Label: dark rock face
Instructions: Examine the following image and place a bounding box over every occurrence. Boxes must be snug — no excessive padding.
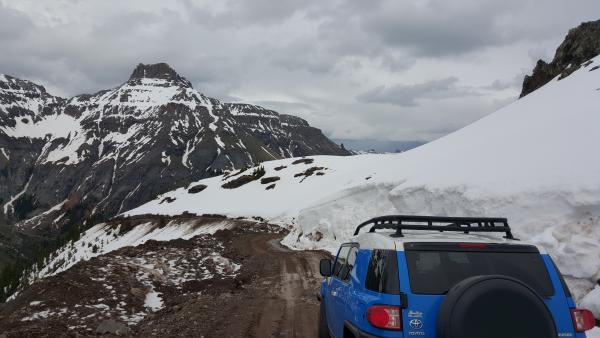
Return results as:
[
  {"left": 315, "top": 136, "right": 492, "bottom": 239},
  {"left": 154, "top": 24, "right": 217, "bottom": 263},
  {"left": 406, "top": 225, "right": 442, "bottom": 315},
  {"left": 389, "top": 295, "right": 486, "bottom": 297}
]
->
[
  {"left": 0, "top": 63, "right": 349, "bottom": 269},
  {"left": 520, "top": 20, "right": 600, "bottom": 98},
  {"left": 129, "top": 63, "right": 192, "bottom": 88}
]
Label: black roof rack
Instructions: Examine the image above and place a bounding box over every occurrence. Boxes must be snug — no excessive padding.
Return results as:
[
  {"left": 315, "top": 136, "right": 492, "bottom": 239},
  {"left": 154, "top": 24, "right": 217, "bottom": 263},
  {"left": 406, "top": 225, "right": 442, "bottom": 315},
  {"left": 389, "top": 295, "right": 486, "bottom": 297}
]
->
[{"left": 353, "top": 215, "right": 517, "bottom": 240}]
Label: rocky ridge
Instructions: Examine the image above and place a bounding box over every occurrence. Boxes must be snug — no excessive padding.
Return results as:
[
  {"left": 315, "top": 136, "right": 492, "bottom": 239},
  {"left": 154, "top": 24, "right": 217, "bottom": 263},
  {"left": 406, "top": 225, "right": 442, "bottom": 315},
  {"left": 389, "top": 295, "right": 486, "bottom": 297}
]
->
[{"left": 520, "top": 19, "right": 600, "bottom": 97}]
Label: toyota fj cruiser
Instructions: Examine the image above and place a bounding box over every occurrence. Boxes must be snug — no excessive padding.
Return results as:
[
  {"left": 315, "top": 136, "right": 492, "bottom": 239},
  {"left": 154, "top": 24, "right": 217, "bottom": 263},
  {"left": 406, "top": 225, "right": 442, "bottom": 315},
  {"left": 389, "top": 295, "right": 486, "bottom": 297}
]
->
[{"left": 318, "top": 215, "right": 596, "bottom": 338}]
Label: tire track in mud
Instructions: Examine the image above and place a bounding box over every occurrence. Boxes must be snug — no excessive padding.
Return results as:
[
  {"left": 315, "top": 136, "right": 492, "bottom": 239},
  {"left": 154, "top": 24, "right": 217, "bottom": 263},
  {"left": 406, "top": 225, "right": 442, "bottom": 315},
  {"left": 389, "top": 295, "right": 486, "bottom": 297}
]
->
[
  {"left": 135, "top": 228, "right": 330, "bottom": 338},
  {"left": 248, "top": 234, "right": 327, "bottom": 338}
]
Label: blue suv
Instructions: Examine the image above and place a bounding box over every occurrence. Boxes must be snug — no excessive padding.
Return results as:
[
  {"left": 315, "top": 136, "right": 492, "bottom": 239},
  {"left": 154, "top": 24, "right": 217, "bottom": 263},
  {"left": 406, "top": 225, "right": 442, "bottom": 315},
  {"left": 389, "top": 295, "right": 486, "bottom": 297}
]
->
[{"left": 318, "top": 215, "right": 597, "bottom": 338}]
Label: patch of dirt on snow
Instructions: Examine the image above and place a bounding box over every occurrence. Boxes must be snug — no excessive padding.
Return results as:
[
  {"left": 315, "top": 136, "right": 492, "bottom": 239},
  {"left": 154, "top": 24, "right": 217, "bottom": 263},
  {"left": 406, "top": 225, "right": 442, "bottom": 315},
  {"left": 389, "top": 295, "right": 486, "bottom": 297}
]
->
[
  {"left": 260, "top": 176, "right": 280, "bottom": 185},
  {"left": 221, "top": 166, "right": 266, "bottom": 189},
  {"left": 294, "top": 166, "right": 327, "bottom": 182},
  {"left": 291, "top": 158, "right": 314, "bottom": 165},
  {"left": 187, "top": 184, "right": 207, "bottom": 194}
]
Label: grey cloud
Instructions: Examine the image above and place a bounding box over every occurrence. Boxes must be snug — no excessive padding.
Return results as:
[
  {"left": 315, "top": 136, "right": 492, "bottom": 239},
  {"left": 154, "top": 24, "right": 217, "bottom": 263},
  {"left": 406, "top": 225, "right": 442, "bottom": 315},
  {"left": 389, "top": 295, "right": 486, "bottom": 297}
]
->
[
  {"left": 182, "top": 0, "right": 321, "bottom": 28},
  {"left": 357, "top": 77, "right": 482, "bottom": 107},
  {"left": 89, "top": 10, "right": 166, "bottom": 38},
  {"left": 325, "top": 0, "right": 600, "bottom": 58},
  {"left": 253, "top": 100, "right": 315, "bottom": 113},
  {"left": 0, "top": 5, "right": 33, "bottom": 40},
  {"left": 486, "top": 79, "right": 515, "bottom": 91},
  {"left": 0, "top": 3, "right": 244, "bottom": 98},
  {"left": 359, "top": 1, "right": 509, "bottom": 56},
  {"left": 269, "top": 39, "right": 336, "bottom": 74},
  {"left": 483, "top": 72, "right": 526, "bottom": 91},
  {"left": 1, "top": 0, "right": 599, "bottom": 143},
  {"left": 379, "top": 55, "right": 416, "bottom": 72},
  {"left": 527, "top": 47, "right": 554, "bottom": 63}
]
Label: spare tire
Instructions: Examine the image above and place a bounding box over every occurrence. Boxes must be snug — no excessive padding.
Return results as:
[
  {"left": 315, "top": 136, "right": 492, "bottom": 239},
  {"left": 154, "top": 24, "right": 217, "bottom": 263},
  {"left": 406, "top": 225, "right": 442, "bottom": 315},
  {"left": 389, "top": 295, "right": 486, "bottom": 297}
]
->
[{"left": 436, "top": 275, "right": 556, "bottom": 338}]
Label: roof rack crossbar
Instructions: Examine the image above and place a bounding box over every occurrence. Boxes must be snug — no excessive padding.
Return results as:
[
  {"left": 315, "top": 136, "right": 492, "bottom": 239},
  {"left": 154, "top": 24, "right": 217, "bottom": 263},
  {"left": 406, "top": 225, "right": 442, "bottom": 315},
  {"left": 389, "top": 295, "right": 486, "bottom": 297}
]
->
[{"left": 353, "top": 215, "right": 516, "bottom": 240}]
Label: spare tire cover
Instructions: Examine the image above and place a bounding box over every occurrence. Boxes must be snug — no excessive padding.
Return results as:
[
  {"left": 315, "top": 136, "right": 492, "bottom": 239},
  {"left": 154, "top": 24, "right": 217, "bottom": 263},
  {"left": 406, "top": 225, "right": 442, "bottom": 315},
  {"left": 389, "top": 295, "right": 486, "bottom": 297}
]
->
[{"left": 436, "top": 275, "right": 556, "bottom": 338}]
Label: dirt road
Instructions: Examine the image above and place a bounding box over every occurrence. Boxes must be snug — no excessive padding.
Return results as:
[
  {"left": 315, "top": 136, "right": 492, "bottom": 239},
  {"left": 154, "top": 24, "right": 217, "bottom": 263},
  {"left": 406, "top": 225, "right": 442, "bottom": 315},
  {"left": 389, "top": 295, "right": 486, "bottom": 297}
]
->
[
  {"left": 137, "top": 230, "right": 329, "bottom": 337},
  {"left": 0, "top": 219, "right": 330, "bottom": 337}
]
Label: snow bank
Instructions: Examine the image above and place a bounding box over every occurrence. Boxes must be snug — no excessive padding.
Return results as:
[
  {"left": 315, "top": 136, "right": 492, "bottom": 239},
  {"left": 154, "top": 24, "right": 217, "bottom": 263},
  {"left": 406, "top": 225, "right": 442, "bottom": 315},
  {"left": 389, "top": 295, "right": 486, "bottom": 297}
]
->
[
  {"left": 287, "top": 57, "right": 600, "bottom": 305},
  {"left": 588, "top": 327, "right": 600, "bottom": 338},
  {"left": 581, "top": 286, "right": 600, "bottom": 318}
]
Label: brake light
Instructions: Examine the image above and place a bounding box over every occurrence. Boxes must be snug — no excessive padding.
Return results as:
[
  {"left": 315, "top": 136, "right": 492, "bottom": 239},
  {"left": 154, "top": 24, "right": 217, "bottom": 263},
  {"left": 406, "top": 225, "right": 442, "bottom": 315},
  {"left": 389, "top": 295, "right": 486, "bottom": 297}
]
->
[
  {"left": 458, "top": 243, "right": 488, "bottom": 249},
  {"left": 571, "top": 308, "right": 595, "bottom": 332},
  {"left": 366, "top": 305, "right": 402, "bottom": 330}
]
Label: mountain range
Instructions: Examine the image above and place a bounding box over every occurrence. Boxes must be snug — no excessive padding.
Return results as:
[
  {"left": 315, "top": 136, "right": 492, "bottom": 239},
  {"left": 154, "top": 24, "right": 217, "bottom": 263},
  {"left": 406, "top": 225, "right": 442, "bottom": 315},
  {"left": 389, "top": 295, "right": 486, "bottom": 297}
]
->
[{"left": 0, "top": 63, "right": 349, "bottom": 273}]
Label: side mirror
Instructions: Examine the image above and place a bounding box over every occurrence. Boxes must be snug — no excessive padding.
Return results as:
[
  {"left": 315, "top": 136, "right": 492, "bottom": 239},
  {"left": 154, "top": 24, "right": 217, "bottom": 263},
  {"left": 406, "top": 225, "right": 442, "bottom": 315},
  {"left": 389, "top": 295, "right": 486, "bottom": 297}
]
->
[{"left": 320, "top": 258, "right": 332, "bottom": 277}]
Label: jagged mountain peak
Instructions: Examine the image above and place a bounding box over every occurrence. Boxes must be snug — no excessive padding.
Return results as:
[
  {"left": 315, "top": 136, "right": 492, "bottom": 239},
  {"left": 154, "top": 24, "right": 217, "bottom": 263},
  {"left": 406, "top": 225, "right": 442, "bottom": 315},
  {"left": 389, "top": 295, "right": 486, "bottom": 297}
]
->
[
  {"left": 128, "top": 63, "right": 192, "bottom": 88},
  {"left": 0, "top": 74, "right": 49, "bottom": 95},
  {"left": 0, "top": 74, "right": 64, "bottom": 126},
  {"left": 520, "top": 19, "right": 600, "bottom": 97}
]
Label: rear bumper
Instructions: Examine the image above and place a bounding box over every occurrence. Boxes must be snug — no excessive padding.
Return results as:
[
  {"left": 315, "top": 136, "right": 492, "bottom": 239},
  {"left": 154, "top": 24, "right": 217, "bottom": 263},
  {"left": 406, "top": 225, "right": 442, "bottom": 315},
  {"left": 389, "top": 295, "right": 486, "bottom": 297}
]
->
[{"left": 344, "top": 320, "right": 381, "bottom": 338}]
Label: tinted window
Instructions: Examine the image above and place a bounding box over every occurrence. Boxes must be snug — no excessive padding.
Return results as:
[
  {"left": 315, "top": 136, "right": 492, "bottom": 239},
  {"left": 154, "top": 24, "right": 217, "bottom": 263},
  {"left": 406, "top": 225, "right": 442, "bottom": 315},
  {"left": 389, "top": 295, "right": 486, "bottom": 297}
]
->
[
  {"left": 365, "top": 249, "right": 400, "bottom": 294},
  {"left": 405, "top": 250, "right": 555, "bottom": 296}
]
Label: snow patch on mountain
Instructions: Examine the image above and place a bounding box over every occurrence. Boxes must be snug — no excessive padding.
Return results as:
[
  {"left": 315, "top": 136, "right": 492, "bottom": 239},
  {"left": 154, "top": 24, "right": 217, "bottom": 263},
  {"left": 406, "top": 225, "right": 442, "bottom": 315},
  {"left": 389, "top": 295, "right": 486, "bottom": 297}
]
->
[
  {"left": 117, "top": 78, "right": 180, "bottom": 109},
  {"left": 1, "top": 113, "right": 79, "bottom": 139}
]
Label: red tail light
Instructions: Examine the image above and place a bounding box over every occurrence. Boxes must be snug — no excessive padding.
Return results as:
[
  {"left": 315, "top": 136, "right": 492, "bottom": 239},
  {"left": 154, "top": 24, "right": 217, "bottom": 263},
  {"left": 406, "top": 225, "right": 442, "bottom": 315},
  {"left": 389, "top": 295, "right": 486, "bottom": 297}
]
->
[
  {"left": 458, "top": 243, "right": 488, "bottom": 249},
  {"left": 571, "top": 308, "right": 595, "bottom": 332},
  {"left": 366, "top": 305, "right": 402, "bottom": 330}
]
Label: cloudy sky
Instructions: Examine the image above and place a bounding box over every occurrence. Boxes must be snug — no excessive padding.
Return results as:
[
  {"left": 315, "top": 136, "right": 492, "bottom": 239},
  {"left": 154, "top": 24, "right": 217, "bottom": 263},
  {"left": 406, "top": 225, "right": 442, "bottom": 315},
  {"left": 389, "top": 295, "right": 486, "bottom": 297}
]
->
[{"left": 1, "top": 0, "right": 599, "bottom": 145}]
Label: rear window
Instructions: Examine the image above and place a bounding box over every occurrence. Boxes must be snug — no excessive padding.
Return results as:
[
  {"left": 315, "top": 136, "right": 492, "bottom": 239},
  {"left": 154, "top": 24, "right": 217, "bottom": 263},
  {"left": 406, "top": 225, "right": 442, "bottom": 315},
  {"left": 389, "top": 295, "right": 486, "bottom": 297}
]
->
[
  {"left": 365, "top": 249, "right": 400, "bottom": 294},
  {"left": 405, "top": 246, "right": 554, "bottom": 297}
]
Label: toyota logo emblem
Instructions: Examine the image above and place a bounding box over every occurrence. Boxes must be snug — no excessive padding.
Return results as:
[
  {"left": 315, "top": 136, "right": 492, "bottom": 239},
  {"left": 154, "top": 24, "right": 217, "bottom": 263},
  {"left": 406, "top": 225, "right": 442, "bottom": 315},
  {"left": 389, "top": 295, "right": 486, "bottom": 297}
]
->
[{"left": 409, "top": 319, "right": 423, "bottom": 329}]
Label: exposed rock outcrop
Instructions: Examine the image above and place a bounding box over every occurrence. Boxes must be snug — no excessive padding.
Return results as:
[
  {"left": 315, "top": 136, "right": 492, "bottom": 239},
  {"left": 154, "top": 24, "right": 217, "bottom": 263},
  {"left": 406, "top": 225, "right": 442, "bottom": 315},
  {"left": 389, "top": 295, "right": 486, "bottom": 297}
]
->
[{"left": 520, "top": 20, "right": 600, "bottom": 97}]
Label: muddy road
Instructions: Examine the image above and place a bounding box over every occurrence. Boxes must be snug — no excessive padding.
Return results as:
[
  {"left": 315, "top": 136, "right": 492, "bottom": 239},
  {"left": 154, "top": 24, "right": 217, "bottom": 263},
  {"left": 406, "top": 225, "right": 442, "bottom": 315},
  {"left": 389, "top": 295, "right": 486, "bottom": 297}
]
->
[
  {"left": 136, "top": 230, "right": 329, "bottom": 337},
  {"left": 0, "top": 219, "right": 330, "bottom": 337},
  {"left": 139, "top": 234, "right": 323, "bottom": 337}
]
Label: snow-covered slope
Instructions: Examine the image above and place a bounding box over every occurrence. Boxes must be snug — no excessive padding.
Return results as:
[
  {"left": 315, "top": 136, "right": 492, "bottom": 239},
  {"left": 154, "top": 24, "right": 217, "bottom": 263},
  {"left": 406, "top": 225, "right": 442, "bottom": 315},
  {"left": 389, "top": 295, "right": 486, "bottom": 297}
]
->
[{"left": 126, "top": 56, "right": 600, "bottom": 304}]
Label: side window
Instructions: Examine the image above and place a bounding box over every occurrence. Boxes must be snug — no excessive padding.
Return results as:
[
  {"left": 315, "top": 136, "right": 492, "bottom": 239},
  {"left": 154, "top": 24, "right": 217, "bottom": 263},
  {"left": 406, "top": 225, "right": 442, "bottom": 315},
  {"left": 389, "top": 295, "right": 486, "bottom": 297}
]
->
[
  {"left": 333, "top": 245, "right": 359, "bottom": 281},
  {"left": 347, "top": 246, "right": 358, "bottom": 272},
  {"left": 333, "top": 245, "right": 351, "bottom": 278},
  {"left": 340, "top": 246, "right": 358, "bottom": 281},
  {"left": 365, "top": 249, "right": 400, "bottom": 294}
]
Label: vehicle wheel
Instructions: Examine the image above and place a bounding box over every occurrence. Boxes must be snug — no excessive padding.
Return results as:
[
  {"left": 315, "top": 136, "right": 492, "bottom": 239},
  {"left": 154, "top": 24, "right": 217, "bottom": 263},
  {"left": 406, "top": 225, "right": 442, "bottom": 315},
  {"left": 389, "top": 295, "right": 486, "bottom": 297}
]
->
[
  {"left": 319, "top": 300, "right": 331, "bottom": 338},
  {"left": 437, "top": 275, "right": 556, "bottom": 338}
]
